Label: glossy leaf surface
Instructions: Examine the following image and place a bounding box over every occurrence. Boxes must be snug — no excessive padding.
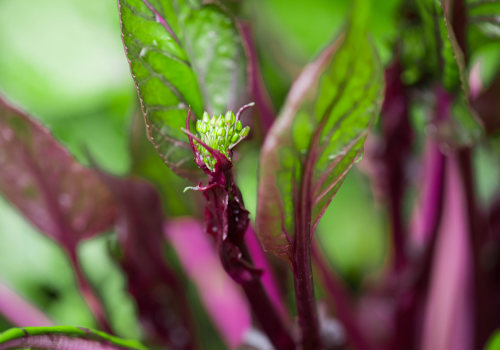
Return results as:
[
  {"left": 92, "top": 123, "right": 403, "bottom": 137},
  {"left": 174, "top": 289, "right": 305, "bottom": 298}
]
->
[
  {"left": 0, "top": 326, "right": 148, "bottom": 350},
  {"left": 256, "top": 5, "right": 384, "bottom": 260},
  {"left": 118, "top": 0, "right": 247, "bottom": 176},
  {"left": 0, "top": 96, "right": 116, "bottom": 246}
]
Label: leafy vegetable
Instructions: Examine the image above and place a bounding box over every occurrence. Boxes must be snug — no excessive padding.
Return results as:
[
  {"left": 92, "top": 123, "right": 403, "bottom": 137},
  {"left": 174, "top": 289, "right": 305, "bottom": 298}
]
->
[
  {"left": 0, "top": 95, "right": 115, "bottom": 331},
  {"left": 118, "top": 0, "right": 247, "bottom": 176},
  {"left": 256, "top": 4, "right": 384, "bottom": 261},
  {"left": 0, "top": 326, "right": 148, "bottom": 350}
]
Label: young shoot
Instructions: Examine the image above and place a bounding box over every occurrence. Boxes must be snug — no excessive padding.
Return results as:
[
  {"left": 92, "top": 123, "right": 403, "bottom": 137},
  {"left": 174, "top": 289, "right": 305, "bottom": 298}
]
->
[{"left": 193, "top": 103, "right": 253, "bottom": 172}]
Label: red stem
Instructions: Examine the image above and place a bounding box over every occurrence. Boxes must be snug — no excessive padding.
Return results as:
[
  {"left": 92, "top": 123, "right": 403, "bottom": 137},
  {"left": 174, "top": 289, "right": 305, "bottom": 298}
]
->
[{"left": 293, "top": 193, "right": 321, "bottom": 349}]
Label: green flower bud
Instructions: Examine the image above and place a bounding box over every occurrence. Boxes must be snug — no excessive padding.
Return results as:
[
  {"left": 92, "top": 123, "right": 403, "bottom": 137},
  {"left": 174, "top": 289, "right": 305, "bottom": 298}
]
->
[
  {"left": 202, "top": 111, "right": 210, "bottom": 123},
  {"left": 225, "top": 111, "right": 235, "bottom": 124},
  {"left": 217, "top": 128, "right": 226, "bottom": 137},
  {"left": 231, "top": 133, "right": 239, "bottom": 143},
  {"left": 197, "top": 122, "right": 203, "bottom": 133},
  {"left": 236, "top": 120, "right": 243, "bottom": 131},
  {"left": 240, "top": 126, "right": 250, "bottom": 138}
]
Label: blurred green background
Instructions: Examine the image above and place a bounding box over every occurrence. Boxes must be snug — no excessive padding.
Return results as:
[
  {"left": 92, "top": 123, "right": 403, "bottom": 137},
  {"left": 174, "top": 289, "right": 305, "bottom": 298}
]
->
[{"left": 0, "top": 0, "right": 498, "bottom": 346}]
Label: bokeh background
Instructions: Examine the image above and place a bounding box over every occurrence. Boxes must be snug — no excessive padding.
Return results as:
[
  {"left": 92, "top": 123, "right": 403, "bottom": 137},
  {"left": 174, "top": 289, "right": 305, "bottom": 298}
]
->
[{"left": 0, "top": 0, "right": 498, "bottom": 348}]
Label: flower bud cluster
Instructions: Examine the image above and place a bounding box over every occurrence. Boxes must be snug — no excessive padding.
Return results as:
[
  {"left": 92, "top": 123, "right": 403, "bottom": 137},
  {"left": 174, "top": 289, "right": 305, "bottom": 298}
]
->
[{"left": 194, "top": 110, "right": 250, "bottom": 171}]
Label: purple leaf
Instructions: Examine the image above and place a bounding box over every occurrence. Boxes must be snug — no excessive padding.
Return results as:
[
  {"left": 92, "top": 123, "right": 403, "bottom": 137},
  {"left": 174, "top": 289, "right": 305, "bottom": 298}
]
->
[
  {"left": 102, "top": 176, "right": 197, "bottom": 349},
  {"left": 0, "top": 95, "right": 116, "bottom": 245},
  {"left": 0, "top": 95, "right": 115, "bottom": 331},
  {"left": 166, "top": 218, "right": 251, "bottom": 349},
  {"left": 0, "top": 281, "right": 53, "bottom": 327},
  {"left": 421, "top": 153, "right": 474, "bottom": 350}
]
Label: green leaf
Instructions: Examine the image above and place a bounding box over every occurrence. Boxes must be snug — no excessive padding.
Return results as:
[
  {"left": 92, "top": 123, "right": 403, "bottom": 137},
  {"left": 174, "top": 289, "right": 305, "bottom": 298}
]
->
[
  {"left": 255, "top": 2, "right": 384, "bottom": 261},
  {"left": 0, "top": 326, "right": 148, "bottom": 350},
  {"left": 486, "top": 329, "right": 500, "bottom": 350},
  {"left": 118, "top": 0, "right": 247, "bottom": 177}
]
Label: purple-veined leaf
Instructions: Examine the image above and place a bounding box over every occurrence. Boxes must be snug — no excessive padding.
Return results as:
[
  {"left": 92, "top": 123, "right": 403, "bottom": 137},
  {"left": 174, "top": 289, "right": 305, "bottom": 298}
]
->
[
  {"left": 0, "top": 95, "right": 116, "bottom": 246},
  {"left": 165, "top": 218, "right": 251, "bottom": 349},
  {"left": 0, "top": 326, "right": 148, "bottom": 350},
  {"left": 0, "top": 281, "right": 53, "bottom": 327},
  {"left": 118, "top": 0, "right": 247, "bottom": 177},
  {"left": 256, "top": 6, "right": 384, "bottom": 262},
  {"left": 0, "top": 95, "right": 116, "bottom": 331},
  {"left": 102, "top": 176, "right": 197, "bottom": 349}
]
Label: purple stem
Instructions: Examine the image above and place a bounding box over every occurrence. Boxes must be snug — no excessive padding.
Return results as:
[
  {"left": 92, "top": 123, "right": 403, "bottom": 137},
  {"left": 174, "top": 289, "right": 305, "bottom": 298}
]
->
[
  {"left": 293, "top": 188, "right": 321, "bottom": 349},
  {"left": 421, "top": 152, "right": 474, "bottom": 350},
  {"left": 457, "top": 148, "right": 497, "bottom": 348},
  {"left": 20, "top": 145, "right": 112, "bottom": 334},
  {"left": 244, "top": 225, "right": 289, "bottom": 321},
  {"left": 410, "top": 87, "right": 451, "bottom": 247},
  {"left": 202, "top": 173, "right": 296, "bottom": 350},
  {"left": 312, "top": 243, "right": 370, "bottom": 349},
  {"left": 380, "top": 61, "right": 413, "bottom": 272}
]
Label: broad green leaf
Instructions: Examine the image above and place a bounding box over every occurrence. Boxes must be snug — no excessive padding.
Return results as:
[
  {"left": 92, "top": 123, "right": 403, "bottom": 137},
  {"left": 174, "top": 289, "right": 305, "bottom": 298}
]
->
[
  {"left": 118, "top": 0, "right": 247, "bottom": 177},
  {"left": 255, "top": 2, "right": 384, "bottom": 261},
  {"left": 0, "top": 326, "right": 148, "bottom": 350}
]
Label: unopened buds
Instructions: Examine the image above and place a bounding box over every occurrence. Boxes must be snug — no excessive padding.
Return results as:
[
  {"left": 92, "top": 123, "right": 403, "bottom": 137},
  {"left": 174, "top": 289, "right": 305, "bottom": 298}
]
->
[{"left": 193, "top": 106, "right": 252, "bottom": 172}]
